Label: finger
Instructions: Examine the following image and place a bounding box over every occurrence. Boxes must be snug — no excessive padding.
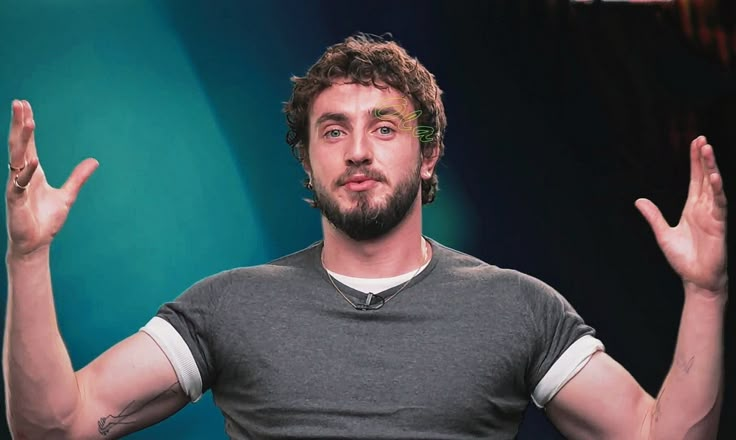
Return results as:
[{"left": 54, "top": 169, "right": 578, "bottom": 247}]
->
[
  {"left": 9, "top": 102, "right": 34, "bottom": 171},
  {"left": 8, "top": 156, "right": 39, "bottom": 196},
  {"left": 688, "top": 135, "right": 706, "bottom": 197},
  {"left": 7, "top": 100, "right": 26, "bottom": 167},
  {"left": 21, "top": 100, "right": 38, "bottom": 160},
  {"left": 709, "top": 171, "right": 727, "bottom": 204},
  {"left": 61, "top": 158, "right": 99, "bottom": 205},
  {"left": 635, "top": 198, "right": 671, "bottom": 242},
  {"left": 699, "top": 143, "right": 720, "bottom": 200},
  {"left": 8, "top": 100, "right": 22, "bottom": 140},
  {"left": 709, "top": 171, "right": 727, "bottom": 222},
  {"left": 700, "top": 142, "right": 721, "bottom": 175}
]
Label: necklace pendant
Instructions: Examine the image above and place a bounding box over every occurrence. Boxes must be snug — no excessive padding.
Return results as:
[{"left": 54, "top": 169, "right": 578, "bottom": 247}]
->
[{"left": 365, "top": 292, "right": 374, "bottom": 306}]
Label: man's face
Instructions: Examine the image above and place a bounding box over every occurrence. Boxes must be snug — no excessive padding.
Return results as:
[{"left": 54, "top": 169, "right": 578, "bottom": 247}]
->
[{"left": 306, "top": 80, "right": 427, "bottom": 241}]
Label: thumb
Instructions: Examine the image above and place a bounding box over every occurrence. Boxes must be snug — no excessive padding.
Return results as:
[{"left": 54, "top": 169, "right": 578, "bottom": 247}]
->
[
  {"left": 62, "top": 158, "right": 99, "bottom": 205},
  {"left": 635, "top": 198, "right": 670, "bottom": 240}
]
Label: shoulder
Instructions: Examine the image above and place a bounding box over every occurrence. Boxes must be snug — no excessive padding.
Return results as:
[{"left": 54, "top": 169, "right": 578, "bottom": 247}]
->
[
  {"left": 429, "top": 238, "right": 515, "bottom": 280},
  {"left": 187, "top": 241, "right": 322, "bottom": 291},
  {"left": 229, "top": 240, "right": 322, "bottom": 280},
  {"left": 428, "top": 238, "right": 525, "bottom": 289},
  {"left": 427, "top": 238, "right": 566, "bottom": 308}
]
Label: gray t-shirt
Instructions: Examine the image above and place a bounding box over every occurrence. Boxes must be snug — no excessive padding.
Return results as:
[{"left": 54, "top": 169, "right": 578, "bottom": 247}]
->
[{"left": 154, "top": 238, "right": 596, "bottom": 439}]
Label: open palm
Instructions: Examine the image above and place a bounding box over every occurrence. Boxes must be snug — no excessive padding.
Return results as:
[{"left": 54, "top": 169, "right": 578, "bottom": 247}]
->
[
  {"left": 6, "top": 100, "right": 98, "bottom": 256},
  {"left": 635, "top": 136, "right": 728, "bottom": 294}
]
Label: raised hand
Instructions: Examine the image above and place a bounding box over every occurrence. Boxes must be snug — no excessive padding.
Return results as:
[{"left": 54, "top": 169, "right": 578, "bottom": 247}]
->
[
  {"left": 635, "top": 135, "right": 728, "bottom": 296},
  {"left": 6, "top": 100, "right": 99, "bottom": 257}
]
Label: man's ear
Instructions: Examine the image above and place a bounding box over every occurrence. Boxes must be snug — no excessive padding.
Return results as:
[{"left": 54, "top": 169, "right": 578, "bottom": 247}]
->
[
  {"left": 301, "top": 152, "right": 314, "bottom": 187},
  {"left": 302, "top": 157, "right": 312, "bottom": 179},
  {"left": 421, "top": 143, "right": 440, "bottom": 178}
]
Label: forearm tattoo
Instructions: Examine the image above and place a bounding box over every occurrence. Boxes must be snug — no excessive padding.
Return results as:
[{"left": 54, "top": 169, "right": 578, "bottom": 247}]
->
[
  {"left": 97, "top": 381, "right": 180, "bottom": 437},
  {"left": 676, "top": 355, "right": 695, "bottom": 374}
]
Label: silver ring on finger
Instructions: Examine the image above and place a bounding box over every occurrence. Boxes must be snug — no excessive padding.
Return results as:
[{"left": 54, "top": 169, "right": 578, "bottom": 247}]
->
[
  {"left": 13, "top": 174, "right": 29, "bottom": 191},
  {"left": 8, "top": 160, "right": 26, "bottom": 173}
]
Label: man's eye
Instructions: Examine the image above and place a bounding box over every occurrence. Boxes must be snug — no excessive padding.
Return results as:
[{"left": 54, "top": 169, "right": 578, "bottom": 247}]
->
[
  {"left": 377, "top": 126, "right": 395, "bottom": 135},
  {"left": 325, "top": 129, "right": 344, "bottom": 138}
]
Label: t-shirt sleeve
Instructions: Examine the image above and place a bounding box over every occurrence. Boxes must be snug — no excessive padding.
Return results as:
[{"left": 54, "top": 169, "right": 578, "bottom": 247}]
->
[
  {"left": 139, "top": 274, "right": 223, "bottom": 402},
  {"left": 519, "top": 272, "right": 604, "bottom": 407}
]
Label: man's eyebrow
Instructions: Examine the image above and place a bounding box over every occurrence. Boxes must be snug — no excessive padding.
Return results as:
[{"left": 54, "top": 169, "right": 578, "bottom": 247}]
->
[
  {"left": 370, "top": 106, "right": 405, "bottom": 120},
  {"left": 314, "top": 112, "right": 350, "bottom": 128}
]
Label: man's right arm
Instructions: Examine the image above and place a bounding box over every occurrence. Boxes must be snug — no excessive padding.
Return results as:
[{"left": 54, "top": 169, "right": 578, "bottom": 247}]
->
[
  {"left": 4, "top": 248, "right": 189, "bottom": 440},
  {"left": 3, "top": 99, "right": 190, "bottom": 439}
]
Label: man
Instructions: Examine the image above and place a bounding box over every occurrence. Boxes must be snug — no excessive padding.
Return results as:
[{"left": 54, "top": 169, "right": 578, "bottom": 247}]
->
[{"left": 3, "top": 33, "right": 727, "bottom": 439}]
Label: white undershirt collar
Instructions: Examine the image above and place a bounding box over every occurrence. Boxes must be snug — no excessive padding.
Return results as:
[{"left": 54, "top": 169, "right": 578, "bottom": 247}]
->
[{"left": 326, "top": 259, "right": 431, "bottom": 293}]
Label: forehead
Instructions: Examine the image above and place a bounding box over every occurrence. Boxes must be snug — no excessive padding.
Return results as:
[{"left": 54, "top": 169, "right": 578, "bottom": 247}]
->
[{"left": 310, "top": 80, "right": 412, "bottom": 121}]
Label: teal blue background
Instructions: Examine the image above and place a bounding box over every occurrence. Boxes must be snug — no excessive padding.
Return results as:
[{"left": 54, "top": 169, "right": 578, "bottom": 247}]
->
[{"left": 0, "top": 1, "right": 473, "bottom": 438}]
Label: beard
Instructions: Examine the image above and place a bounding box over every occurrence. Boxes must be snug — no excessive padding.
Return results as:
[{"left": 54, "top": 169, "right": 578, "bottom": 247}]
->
[{"left": 312, "top": 161, "right": 421, "bottom": 241}]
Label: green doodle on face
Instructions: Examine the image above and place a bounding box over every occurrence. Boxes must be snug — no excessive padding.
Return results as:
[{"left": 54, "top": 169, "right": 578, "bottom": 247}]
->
[
  {"left": 374, "top": 97, "right": 434, "bottom": 142},
  {"left": 398, "top": 110, "right": 422, "bottom": 130},
  {"left": 415, "top": 126, "right": 435, "bottom": 143},
  {"left": 373, "top": 97, "right": 409, "bottom": 122}
]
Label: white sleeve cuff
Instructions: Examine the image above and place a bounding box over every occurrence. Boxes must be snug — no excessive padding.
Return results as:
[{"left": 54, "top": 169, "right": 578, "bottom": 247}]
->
[
  {"left": 531, "top": 334, "right": 604, "bottom": 408},
  {"left": 140, "top": 316, "right": 204, "bottom": 402}
]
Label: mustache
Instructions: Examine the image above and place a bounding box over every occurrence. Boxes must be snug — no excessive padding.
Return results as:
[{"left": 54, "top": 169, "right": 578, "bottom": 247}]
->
[{"left": 335, "top": 167, "right": 387, "bottom": 186}]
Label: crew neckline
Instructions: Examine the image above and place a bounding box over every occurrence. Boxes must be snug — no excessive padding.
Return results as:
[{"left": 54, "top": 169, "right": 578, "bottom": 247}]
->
[{"left": 312, "top": 236, "right": 440, "bottom": 305}]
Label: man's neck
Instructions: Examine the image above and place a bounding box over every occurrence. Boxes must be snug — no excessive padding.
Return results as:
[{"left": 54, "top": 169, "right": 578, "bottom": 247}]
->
[{"left": 320, "top": 204, "right": 430, "bottom": 278}]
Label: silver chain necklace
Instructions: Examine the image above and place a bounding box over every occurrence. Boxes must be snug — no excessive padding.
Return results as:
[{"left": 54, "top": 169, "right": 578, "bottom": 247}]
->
[{"left": 321, "top": 238, "right": 429, "bottom": 311}]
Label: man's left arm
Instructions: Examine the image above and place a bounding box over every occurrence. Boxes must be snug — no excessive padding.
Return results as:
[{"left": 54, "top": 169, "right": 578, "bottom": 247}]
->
[{"left": 546, "top": 135, "right": 728, "bottom": 439}]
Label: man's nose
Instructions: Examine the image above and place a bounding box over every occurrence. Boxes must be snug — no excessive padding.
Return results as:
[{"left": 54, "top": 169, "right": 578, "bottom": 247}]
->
[{"left": 344, "top": 132, "right": 373, "bottom": 166}]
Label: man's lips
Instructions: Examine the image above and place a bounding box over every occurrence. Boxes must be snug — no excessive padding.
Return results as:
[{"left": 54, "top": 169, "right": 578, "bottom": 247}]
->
[
  {"left": 345, "top": 175, "right": 371, "bottom": 184},
  {"left": 342, "top": 176, "right": 379, "bottom": 191}
]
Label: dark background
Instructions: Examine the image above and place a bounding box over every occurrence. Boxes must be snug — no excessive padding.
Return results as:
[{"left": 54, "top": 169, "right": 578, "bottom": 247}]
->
[{"left": 1, "top": 0, "right": 734, "bottom": 438}]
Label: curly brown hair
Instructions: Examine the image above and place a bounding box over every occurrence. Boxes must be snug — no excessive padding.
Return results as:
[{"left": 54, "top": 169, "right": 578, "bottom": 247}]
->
[{"left": 284, "top": 32, "right": 447, "bottom": 204}]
